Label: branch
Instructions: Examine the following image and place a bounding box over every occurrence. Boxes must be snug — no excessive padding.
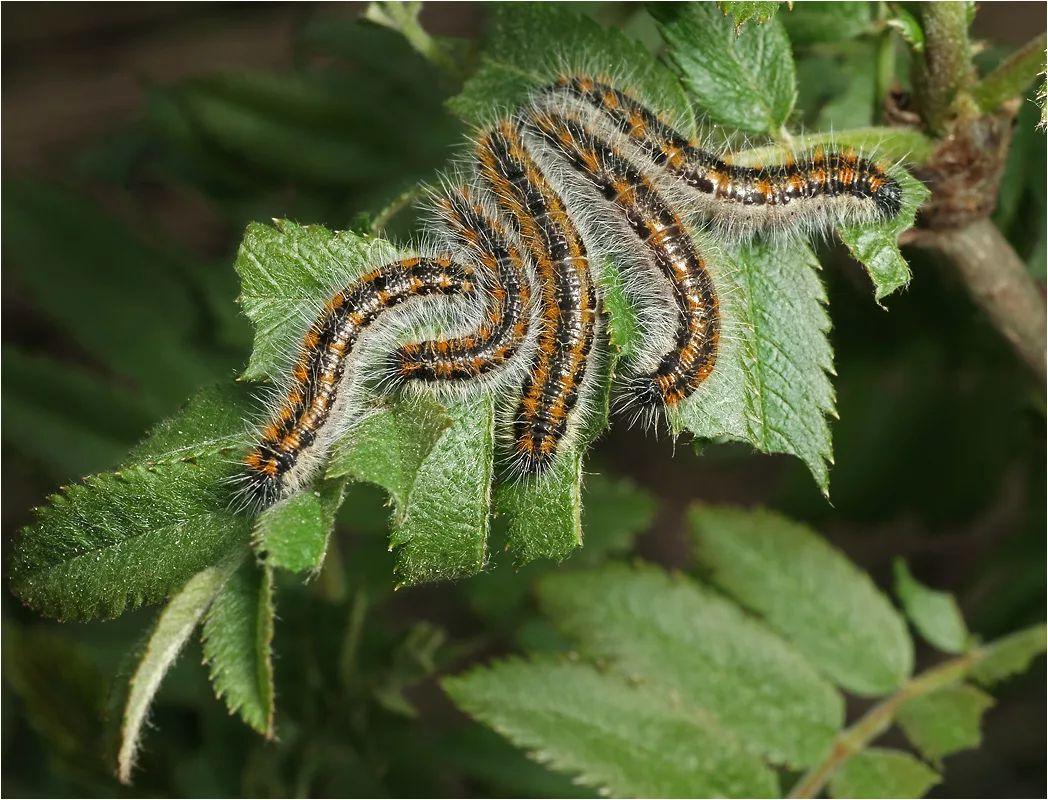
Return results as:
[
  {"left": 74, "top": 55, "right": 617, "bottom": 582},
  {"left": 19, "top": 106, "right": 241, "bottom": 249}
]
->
[
  {"left": 971, "top": 33, "right": 1048, "bottom": 114},
  {"left": 912, "top": 3, "right": 976, "bottom": 135},
  {"left": 907, "top": 219, "right": 1047, "bottom": 387},
  {"left": 789, "top": 648, "right": 983, "bottom": 799}
]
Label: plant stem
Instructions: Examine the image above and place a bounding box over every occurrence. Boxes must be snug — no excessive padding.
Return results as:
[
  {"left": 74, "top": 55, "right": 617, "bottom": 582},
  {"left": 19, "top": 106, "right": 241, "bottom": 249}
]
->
[
  {"left": 370, "top": 185, "right": 422, "bottom": 236},
  {"left": 789, "top": 647, "right": 985, "bottom": 799},
  {"left": 907, "top": 219, "right": 1047, "bottom": 387},
  {"left": 971, "top": 33, "right": 1048, "bottom": 113},
  {"left": 913, "top": 3, "right": 976, "bottom": 135}
]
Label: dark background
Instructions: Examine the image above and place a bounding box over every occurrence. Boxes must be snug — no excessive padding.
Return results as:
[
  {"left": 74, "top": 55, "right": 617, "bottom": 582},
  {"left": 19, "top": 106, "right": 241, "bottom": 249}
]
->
[{"left": 3, "top": 3, "right": 1045, "bottom": 797}]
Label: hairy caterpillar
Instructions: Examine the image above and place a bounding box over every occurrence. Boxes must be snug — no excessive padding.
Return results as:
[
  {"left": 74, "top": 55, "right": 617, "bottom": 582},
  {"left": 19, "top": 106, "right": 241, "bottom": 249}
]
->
[{"left": 241, "top": 72, "right": 903, "bottom": 508}]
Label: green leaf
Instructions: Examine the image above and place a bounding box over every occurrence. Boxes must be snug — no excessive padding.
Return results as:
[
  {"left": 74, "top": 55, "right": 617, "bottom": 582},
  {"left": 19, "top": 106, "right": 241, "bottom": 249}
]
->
[
  {"left": 253, "top": 478, "right": 346, "bottom": 573},
  {"left": 201, "top": 559, "right": 276, "bottom": 737},
  {"left": 893, "top": 559, "right": 969, "bottom": 654},
  {"left": 782, "top": 1, "right": 873, "bottom": 45},
  {"left": 444, "top": 658, "right": 779, "bottom": 798},
  {"left": 126, "top": 382, "right": 255, "bottom": 467},
  {"left": 10, "top": 383, "right": 255, "bottom": 621},
  {"left": 599, "top": 259, "right": 641, "bottom": 361},
  {"left": 838, "top": 168, "right": 930, "bottom": 302},
  {"left": 114, "top": 555, "right": 240, "bottom": 784},
  {"left": 538, "top": 564, "right": 844, "bottom": 768},
  {"left": 970, "top": 623, "right": 1047, "bottom": 686},
  {"left": 449, "top": 5, "right": 694, "bottom": 136},
  {"left": 828, "top": 748, "right": 940, "bottom": 799},
  {"left": 234, "top": 219, "right": 399, "bottom": 382},
  {"left": 363, "top": 1, "right": 470, "bottom": 78},
  {"left": 887, "top": 8, "right": 925, "bottom": 53},
  {"left": 653, "top": 3, "right": 797, "bottom": 136},
  {"left": 670, "top": 240, "right": 835, "bottom": 493},
  {"left": 718, "top": 1, "right": 781, "bottom": 28},
  {"left": 689, "top": 504, "right": 914, "bottom": 695},
  {"left": 390, "top": 394, "right": 495, "bottom": 584},
  {"left": 897, "top": 685, "right": 994, "bottom": 762},
  {"left": 327, "top": 394, "right": 451, "bottom": 509},
  {"left": 498, "top": 453, "right": 583, "bottom": 566}
]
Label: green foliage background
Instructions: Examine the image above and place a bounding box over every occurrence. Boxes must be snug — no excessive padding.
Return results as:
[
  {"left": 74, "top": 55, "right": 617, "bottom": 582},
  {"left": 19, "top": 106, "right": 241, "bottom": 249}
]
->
[{"left": 2, "top": 2, "right": 1045, "bottom": 797}]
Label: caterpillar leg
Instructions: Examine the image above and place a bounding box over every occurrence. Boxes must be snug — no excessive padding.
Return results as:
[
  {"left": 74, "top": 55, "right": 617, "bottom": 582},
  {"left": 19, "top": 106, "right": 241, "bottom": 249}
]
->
[{"left": 241, "top": 256, "right": 475, "bottom": 508}]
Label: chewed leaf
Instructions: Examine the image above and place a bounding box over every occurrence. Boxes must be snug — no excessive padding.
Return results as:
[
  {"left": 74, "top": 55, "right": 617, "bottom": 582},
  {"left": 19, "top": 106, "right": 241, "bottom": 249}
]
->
[
  {"left": 671, "top": 239, "right": 835, "bottom": 493},
  {"left": 893, "top": 559, "right": 969, "bottom": 654},
  {"left": 448, "top": 4, "right": 694, "bottom": 135},
  {"left": 970, "top": 623, "right": 1047, "bottom": 686},
  {"left": 444, "top": 657, "right": 780, "bottom": 798},
  {"left": 201, "top": 559, "right": 276, "bottom": 737},
  {"left": 235, "top": 219, "right": 397, "bottom": 381},
  {"left": 897, "top": 685, "right": 994, "bottom": 762},
  {"left": 327, "top": 394, "right": 451, "bottom": 511},
  {"left": 390, "top": 393, "right": 495, "bottom": 584},
  {"left": 498, "top": 452, "right": 583, "bottom": 566},
  {"left": 253, "top": 478, "right": 346, "bottom": 573},
  {"left": 828, "top": 748, "right": 940, "bottom": 799},
  {"left": 653, "top": 3, "right": 797, "bottom": 135},
  {"left": 689, "top": 504, "right": 913, "bottom": 695},
  {"left": 839, "top": 168, "right": 930, "bottom": 302}
]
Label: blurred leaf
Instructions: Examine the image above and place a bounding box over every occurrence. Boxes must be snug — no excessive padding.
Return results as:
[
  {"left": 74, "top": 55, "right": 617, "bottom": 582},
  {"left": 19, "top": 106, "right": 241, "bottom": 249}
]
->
[
  {"left": 3, "top": 628, "right": 110, "bottom": 781},
  {"left": 114, "top": 555, "right": 240, "bottom": 784},
  {"left": 671, "top": 240, "right": 835, "bottom": 493},
  {"left": 9, "top": 383, "right": 254, "bottom": 621},
  {"left": 537, "top": 564, "right": 844, "bottom": 767},
  {"left": 1, "top": 347, "right": 154, "bottom": 480},
  {"left": 2, "top": 182, "right": 234, "bottom": 411},
  {"left": 828, "top": 748, "right": 940, "bottom": 799},
  {"left": 449, "top": 5, "right": 694, "bottom": 135},
  {"left": 782, "top": 1, "right": 872, "bottom": 45},
  {"left": 893, "top": 559, "right": 969, "bottom": 654},
  {"left": 897, "top": 685, "right": 994, "bottom": 762},
  {"left": 839, "top": 168, "right": 930, "bottom": 302},
  {"left": 689, "top": 504, "right": 913, "bottom": 695},
  {"left": 201, "top": 559, "right": 275, "bottom": 737},
  {"left": 444, "top": 658, "right": 779, "bottom": 798},
  {"left": 363, "top": 1, "right": 472, "bottom": 77},
  {"left": 970, "top": 623, "right": 1047, "bottom": 686},
  {"left": 576, "top": 472, "right": 656, "bottom": 563},
  {"left": 253, "top": 479, "right": 346, "bottom": 573},
  {"left": 653, "top": 3, "right": 796, "bottom": 135}
]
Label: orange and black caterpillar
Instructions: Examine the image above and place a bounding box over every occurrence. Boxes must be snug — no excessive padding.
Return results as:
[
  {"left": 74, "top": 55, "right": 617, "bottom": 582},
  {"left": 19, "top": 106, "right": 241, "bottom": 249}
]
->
[{"left": 241, "top": 72, "right": 903, "bottom": 508}]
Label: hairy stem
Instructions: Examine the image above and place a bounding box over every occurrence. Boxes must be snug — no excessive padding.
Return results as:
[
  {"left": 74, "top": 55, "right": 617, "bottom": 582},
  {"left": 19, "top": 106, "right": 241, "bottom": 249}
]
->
[
  {"left": 913, "top": 3, "right": 976, "bottom": 134},
  {"left": 971, "top": 33, "right": 1048, "bottom": 113},
  {"left": 789, "top": 647, "right": 985, "bottom": 799},
  {"left": 908, "top": 219, "right": 1047, "bottom": 387}
]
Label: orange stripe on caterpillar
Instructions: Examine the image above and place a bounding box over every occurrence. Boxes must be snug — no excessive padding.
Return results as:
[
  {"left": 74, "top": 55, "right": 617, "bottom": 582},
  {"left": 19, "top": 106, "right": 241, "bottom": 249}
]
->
[
  {"left": 476, "top": 118, "right": 598, "bottom": 472},
  {"left": 391, "top": 187, "right": 533, "bottom": 383},
  {"left": 241, "top": 257, "right": 475, "bottom": 507},
  {"left": 527, "top": 108, "right": 718, "bottom": 412},
  {"left": 544, "top": 74, "right": 903, "bottom": 224}
]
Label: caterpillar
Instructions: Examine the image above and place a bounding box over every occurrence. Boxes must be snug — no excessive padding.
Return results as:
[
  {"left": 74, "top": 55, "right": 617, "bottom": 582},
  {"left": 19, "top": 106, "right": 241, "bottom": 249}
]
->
[{"left": 240, "top": 72, "right": 903, "bottom": 508}]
